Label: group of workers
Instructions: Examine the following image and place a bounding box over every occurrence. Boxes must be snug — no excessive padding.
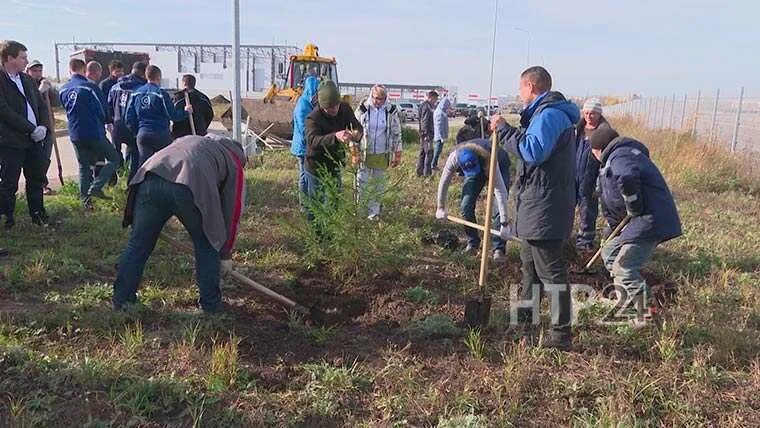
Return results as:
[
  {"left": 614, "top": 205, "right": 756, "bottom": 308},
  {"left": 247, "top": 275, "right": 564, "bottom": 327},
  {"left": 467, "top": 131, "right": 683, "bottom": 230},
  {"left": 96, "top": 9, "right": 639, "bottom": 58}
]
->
[{"left": 1, "top": 38, "right": 684, "bottom": 351}]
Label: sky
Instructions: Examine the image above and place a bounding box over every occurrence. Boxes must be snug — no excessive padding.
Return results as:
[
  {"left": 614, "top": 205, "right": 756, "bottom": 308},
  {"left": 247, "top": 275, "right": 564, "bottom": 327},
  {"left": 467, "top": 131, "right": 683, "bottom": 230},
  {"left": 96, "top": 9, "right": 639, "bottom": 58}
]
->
[{"left": 2, "top": 0, "right": 759, "bottom": 98}]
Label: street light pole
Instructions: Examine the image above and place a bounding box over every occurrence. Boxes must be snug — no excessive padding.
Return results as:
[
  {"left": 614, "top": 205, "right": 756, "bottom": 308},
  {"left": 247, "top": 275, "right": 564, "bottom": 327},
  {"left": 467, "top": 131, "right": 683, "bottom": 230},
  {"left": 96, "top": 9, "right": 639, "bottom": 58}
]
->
[
  {"left": 231, "top": 0, "right": 242, "bottom": 143},
  {"left": 514, "top": 27, "right": 531, "bottom": 67}
]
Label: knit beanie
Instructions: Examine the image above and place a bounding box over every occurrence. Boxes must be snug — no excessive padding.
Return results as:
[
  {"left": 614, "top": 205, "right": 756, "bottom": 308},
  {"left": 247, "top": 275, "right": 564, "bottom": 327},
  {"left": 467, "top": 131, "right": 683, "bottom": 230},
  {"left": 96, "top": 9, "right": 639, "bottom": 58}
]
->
[
  {"left": 318, "top": 80, "right": 341, "bottom": 108},
  {"left": 582, "top": 98, "right": 603, "bottom": 113}
]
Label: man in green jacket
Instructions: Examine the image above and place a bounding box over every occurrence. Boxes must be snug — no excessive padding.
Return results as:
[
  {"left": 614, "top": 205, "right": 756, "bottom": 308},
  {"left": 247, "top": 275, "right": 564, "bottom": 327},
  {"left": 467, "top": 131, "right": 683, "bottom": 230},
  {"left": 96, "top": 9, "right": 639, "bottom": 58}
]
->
[{"left": 304, "top": 80, "right": 363, "bottom": 224}]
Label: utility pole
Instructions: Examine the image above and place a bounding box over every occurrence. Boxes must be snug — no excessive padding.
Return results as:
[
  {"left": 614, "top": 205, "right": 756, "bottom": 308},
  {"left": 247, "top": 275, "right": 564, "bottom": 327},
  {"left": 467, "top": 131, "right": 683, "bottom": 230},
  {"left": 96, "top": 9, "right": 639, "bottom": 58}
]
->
[{"left": 231, "top": 0, "right": 242, "bottom": 143}]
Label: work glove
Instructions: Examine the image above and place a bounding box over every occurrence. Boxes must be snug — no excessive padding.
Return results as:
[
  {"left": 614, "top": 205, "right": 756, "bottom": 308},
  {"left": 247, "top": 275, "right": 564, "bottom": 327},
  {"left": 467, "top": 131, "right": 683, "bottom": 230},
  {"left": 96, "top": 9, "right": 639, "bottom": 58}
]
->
[
  {"left": 499, "top": 223, "right": 513, "bottom": 241},
  {"left": 220, "top": 259, "right": 233, "bottom": 274},
  {"left": 184, "top": 104, "right": 194, "bottom": 113},
  {"left": 30, "top": 125, "right": 47, "bottom": 143},
  {"left": 435, "top": 207, "right": 447, "bottom": 220},
  {"left": 38, "top": 79, "right": 52, "bottom": 94}
]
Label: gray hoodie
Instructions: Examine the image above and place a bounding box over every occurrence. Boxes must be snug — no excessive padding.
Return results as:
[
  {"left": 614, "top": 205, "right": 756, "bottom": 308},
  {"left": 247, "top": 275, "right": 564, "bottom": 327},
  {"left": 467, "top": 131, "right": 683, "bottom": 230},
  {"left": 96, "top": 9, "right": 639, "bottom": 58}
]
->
[{"left": 123, "top": 134, "right": 247, "bottom": 257}]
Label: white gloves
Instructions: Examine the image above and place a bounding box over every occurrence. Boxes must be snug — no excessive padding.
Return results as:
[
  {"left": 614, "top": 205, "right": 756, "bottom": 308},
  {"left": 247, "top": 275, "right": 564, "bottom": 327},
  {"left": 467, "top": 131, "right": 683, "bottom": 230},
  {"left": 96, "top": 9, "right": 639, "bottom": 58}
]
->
[
  {"left": 499, "top": 223, "right": 513, "bottom": 241},
  {"left": 30, "top": 125, "right": 47, "bottom": 143},
  {"left": 435, "top": 207, "right": 447, "bottom": 220},
  {"left": 38, "top": 79, "right": 52, "bottom": 94},
  {"left": 220, "top": 259, "right": 233, "bottom": 274}
]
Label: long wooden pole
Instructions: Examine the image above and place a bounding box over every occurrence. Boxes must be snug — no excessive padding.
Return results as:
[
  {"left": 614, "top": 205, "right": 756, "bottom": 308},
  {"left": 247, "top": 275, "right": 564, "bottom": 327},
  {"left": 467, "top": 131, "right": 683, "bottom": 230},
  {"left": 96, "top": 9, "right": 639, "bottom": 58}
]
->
[
  {"left": 477, "top": 132, "right": 500, "bottom": 294},
  {"left": 184, "top": 92, "right": 197, "bottom": 135},
  {"left": 582, "top": 215, "right": 631, "bottom": 271},
  {"left": 446, "top": 214, "right": 521, "bottom": 242}
]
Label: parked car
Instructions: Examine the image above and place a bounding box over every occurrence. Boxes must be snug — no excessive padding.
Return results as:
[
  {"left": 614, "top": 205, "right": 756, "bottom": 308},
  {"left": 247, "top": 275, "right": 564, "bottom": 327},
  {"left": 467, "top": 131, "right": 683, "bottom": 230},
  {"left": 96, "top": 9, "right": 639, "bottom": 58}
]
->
[
  {"left": 398, "top": 102, "right": 418, "bottom": 122},
  {"left": 454, "top": 103, "right": 471, "bottom": 116}
]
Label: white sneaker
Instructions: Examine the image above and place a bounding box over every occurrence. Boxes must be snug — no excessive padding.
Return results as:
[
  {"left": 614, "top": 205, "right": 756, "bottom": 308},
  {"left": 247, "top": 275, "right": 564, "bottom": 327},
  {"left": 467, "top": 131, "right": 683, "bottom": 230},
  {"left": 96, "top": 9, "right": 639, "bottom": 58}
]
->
[{"left": 492, "top": 249, "right": 506, "bottom": 264}]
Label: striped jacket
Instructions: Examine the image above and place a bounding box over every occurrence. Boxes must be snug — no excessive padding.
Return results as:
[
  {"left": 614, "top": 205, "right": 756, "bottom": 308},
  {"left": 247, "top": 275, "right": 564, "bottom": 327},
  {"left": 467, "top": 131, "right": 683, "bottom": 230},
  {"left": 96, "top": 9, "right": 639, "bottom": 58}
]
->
[
  {"left": 59, "top": 74, "right": 107, "bottom": 141},
  {"left": 125, "top": 82, "right": 186, "bottom": 135}
]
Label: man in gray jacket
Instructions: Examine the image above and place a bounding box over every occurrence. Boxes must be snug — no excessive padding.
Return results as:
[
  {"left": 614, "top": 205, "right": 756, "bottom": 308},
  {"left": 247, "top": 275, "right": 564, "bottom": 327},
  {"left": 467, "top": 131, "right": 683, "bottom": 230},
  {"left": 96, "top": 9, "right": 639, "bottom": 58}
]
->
[
  {"left": 113, "top": 134, "right": 247, "bottom": 312},
  {"left": 416, "top": 91, "right": 438, "bottom": 176}
]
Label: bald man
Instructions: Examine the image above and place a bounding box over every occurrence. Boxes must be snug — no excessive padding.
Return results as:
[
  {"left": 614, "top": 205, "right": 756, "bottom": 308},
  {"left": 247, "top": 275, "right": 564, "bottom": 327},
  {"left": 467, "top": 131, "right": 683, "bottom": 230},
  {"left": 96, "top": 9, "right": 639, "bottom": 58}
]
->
[{"left": 85, "top": 61, "right": 102, "bottom": 83}]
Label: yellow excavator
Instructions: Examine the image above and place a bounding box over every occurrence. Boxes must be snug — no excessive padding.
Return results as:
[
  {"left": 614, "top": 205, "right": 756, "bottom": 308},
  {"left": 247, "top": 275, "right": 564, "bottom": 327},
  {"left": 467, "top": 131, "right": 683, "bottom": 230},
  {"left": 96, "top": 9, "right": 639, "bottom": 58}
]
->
[{"left": 223, "top": 43, "right": 339, "bottom": 140}]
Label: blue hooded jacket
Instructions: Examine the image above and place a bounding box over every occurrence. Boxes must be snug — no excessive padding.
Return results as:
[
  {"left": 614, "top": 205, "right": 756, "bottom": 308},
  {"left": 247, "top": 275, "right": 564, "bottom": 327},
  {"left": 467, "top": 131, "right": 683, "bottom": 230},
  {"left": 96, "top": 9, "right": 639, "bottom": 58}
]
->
[
  {"left": 291, "top": 76, "right": 319, "bottom": 157},
  {"left": 59, "top": 74, "right": 107, "bottom": 142},
  {"left": 108, "top": 73, "right": 147, "bottom": 142},
  {"left": 125, "top": 82, "right": 187, "bottom": 135},
  {"left": 498, "top": 91, "right": 581, "bottom": 240},
  {"left": 598, "top": 137, "right": 682, "bottom": 244}
]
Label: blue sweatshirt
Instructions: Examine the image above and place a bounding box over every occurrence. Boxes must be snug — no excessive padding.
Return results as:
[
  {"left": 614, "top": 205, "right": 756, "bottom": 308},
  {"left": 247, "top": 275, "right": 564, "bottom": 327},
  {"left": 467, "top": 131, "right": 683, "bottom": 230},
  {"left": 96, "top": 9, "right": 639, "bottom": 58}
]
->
[
  {"left": 125, "top": 82, "right": 186, "bottom": 135},
  {"left": 59, "top": 74, "right": 107, "bottom": 142},
  {"left": 291, "top": 76, "right": 320, "bottom": 157},
  {"left": 108, "top": 74, "right": 147, "bottom": 141}
]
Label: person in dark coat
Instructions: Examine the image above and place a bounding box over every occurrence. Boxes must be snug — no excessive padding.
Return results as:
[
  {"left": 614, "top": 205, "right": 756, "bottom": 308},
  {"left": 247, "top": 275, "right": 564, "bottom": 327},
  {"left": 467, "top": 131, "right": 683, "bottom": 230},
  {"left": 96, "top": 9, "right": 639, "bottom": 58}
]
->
[
  {"left": 456, "top": 110, "right": 491, "bottom": 143},
  {"left": 416, "top": 91, "right": 438, "bottom": 176},
  {"left": 491, "top": 66, "right": 580, "bottom": 351},
  {"left": 108, "top": 61, "right": 147, "bottom": 181},
  {"left": 99, "top": 60, "right": 124, "bottom": 100},
  {"left": 303, "top": 80, "right": 363, "bottom": 228},
  {"left": 0, "top": 40, "right": 50, "bottom": 229},
  {"left": 590, "top": 127, "right": 682, "bottom": 327},
  {"left": 574, "top": 98, "right": 612, "bottom": 250},
  {"left": 25, "top": 59, "right": 57, "bottom": 195},
  {"left": 171, "top": 74, "right": 214, "bottom": 139}
]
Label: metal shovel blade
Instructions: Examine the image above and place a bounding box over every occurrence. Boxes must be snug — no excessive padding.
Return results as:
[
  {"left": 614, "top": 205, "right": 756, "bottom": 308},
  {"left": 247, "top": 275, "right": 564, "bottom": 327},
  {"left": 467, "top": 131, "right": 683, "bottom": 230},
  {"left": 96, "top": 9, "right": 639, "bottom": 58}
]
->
[{"left": 464, "top": 297, "right": 492, "bottom": 328}]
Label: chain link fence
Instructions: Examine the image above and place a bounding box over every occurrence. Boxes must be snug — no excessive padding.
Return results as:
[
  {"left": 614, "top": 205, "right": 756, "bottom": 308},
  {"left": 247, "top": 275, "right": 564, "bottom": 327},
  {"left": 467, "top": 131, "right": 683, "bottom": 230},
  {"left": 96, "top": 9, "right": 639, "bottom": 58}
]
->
[{"left": 604, "top": 88, "right": 760, "bottom": 155}]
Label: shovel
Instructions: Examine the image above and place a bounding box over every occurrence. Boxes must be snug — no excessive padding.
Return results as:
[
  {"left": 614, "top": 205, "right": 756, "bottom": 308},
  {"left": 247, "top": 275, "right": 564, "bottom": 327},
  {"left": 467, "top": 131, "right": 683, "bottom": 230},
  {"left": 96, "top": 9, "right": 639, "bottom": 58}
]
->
[
  {"left": 159, "top": 232, "right": 324, "bottom": 323},
  {"left": 574, "top": 214, "right": 631, "bottom": 275},
  {"left": 463, "top": 132, "right": 500, "bottom": 328},
  {"left": 446, "top": 214, "right": 521, "bottom": 243},
  {"left": 184, "top": 92, "right": 197, "bottom": 135}
]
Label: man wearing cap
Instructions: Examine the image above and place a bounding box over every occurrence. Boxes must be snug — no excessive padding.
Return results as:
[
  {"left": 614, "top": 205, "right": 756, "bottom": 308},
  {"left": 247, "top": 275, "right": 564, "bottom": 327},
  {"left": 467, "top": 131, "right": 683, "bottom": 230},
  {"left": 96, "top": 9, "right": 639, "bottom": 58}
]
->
[
  {"left": 575, "top": 98, "right": 612, "bottom": 250},
  {"left": 589, "top": 126, "right": 681, "bottom": 327},
  {"left": 304, "top": 80, "right": 363, "bottom": 225},
  {"left": 25, "top": 60, "right": 56, "bottom": 195},
  {"left": 435, "top": 138, "right": 512, "bottom": 261}
]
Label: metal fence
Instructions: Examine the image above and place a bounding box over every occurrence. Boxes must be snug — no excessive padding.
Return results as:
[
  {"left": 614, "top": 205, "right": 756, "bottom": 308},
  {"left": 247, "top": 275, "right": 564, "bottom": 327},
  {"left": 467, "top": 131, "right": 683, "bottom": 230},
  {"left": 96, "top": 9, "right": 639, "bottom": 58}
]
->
[{"left": 603, "top": 88, "right": 760, "bottom": 154}]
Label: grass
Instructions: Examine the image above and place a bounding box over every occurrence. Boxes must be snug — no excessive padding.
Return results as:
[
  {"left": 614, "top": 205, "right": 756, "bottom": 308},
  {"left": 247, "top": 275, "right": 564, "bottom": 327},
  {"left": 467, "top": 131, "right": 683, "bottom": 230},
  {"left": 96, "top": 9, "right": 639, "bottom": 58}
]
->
[{"left": 0, "top": 118, "right": 758, "bottom": 425}]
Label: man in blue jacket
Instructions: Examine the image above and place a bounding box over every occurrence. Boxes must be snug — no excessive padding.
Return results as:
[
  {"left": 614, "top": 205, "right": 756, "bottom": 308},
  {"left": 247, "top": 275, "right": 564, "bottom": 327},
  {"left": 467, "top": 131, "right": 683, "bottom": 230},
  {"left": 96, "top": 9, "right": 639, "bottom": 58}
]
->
[
  {"left": 59, "top": 58, "right": 119, "bottom": 207},
  {"left": 590, "top": 126, "right": 682, "bottom": 326},
  {"left": 491, "top": 66, "right": 580, "bottom": 351},
  {"left": 126, "top": 65, "right": 191, "bottom": 168},
  {"left": 291, "top": 75, "right": 319, "bottom": 208},
  {"left": 108, "top": 61, "right": 147, "bottom": 181}
]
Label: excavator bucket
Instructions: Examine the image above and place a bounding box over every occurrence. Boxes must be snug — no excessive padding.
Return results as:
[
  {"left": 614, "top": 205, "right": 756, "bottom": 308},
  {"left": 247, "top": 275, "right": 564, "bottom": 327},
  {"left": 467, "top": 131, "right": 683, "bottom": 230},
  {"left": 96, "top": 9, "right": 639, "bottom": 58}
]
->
[{"left": 221, "top": 96, "right": 297, "bottom": 140}]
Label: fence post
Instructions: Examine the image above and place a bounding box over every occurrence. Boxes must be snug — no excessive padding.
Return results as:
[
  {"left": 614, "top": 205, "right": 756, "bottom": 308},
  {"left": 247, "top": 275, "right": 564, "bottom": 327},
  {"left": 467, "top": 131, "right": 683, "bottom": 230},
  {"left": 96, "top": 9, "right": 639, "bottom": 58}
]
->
[
  {"left": 692, "top": 90, "right": 701, "bottom": 138},
  {"left": 668, "top": 93, "right": 676, "bottom": 129},
  {"left": 660, "top": 97, "right": 666, "bottom": 129},
  {"left": 680, "top": 93, "right": 687, "bottom": 130},
  {"left": 730, "top": 86, "right": 745, "bottom": 152},
  {"left": 709, "top": 88, "right": 720, "bottom": 143}
]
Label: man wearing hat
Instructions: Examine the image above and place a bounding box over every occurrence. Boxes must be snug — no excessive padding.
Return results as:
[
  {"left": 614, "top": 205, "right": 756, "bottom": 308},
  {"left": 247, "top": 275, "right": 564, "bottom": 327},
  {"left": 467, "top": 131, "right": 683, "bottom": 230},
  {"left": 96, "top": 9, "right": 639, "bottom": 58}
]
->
[
  {"left": 435, "top": 138, "right": 512, "bottom": 261},
  {"left": 304, "top": 80, "right": 363, "bottom": 225},
  {"left": 575, "top": 98, "right": 612, "bottom": 250},
  {"left": 25, "top": 60, "right": 56, "bottom": 195}
]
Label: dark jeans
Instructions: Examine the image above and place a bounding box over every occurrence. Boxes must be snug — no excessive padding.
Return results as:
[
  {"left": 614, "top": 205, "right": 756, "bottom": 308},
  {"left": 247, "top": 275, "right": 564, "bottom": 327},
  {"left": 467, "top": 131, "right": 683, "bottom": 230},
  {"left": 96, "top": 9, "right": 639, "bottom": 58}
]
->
[
  {"left": 296, "top": 155, "right": 308, "bottom": 210},
  {"left": 125, "top": 142, "right": 139, "bottom": 182},
  {"left": 516, "top": 239, "right": 572, "bottom": 338},
  {"left": 0, "top": 144, "right": 45, "bottom": 220},
  {"left": 113, "top": 174, "right": 222, "bottom": 310},
  {"left": 303, "top": 165, "right": 342, "bottom": 237},
  {"left": 460, "top": 174, "right": 505, "bottom": 251},
  {"left": 416, "top": 146, "right": 433, "bottom": 177},
  {"left": 576, "top": 193, "right": 599, "bottom": 247},
  {"left": 136, "top": 130, "right": 171, "bottom": 168},
  {"left": 71, "top": 138, "right": 119, "bottom": 200},
  {"left": 432, "top": 139, "right": 445, "bottom": 168},
  {"left": 113, "top": 125, "right": 139, "bottom": 182}
]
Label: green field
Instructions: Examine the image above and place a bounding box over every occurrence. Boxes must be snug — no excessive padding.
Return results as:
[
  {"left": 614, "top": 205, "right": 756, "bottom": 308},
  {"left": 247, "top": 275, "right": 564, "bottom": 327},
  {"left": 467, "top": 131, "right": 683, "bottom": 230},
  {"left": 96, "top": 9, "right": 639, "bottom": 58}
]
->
[{"left": 1, "top": 119, "right": 758, "bottom": 426}]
